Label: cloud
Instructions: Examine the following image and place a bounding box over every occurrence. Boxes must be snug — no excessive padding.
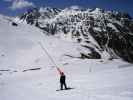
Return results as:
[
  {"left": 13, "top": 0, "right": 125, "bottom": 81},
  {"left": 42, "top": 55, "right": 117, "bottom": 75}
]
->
[{"left": 4, "top": 0, "right": 35, "bottom": 10}]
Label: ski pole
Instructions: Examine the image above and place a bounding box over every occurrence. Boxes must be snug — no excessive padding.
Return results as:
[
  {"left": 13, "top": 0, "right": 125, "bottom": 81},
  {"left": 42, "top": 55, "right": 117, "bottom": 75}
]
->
[{"left": 38, "top": 42, "right": 58, "bottom": 68}]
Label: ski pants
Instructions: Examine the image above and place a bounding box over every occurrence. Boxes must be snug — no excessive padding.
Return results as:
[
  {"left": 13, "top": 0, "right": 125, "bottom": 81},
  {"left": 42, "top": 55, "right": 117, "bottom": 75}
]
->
[{"left": 60, "top": 82, "right": 67, "bottom": 90}]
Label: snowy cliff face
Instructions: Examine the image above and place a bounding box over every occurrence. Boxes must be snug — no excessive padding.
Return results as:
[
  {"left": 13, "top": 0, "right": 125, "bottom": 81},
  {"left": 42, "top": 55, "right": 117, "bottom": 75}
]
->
[{"left": 16, "top": 7, "right": 133, "bottom": 62}]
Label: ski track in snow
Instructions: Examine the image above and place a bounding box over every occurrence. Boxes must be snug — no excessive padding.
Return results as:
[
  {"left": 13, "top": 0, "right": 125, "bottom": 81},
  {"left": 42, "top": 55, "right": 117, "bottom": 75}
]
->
[{"left": 0, "top": 15, "right": 133, "bottom": 100}]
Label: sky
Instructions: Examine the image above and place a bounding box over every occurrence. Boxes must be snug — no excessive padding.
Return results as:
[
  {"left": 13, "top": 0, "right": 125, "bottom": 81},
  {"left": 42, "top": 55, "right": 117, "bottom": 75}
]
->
[{"left": 0, "top": 0, "right": 133, "bottom": 17}]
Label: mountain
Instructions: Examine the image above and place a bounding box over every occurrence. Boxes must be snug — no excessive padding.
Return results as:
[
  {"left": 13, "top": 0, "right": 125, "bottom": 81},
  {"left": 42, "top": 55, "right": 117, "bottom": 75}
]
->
[
  {"left": 15, "top": 7, "right": 133, "bottom": 63},
  {"left": 0, "top": 8, "right": 133, "bottom": 100}
]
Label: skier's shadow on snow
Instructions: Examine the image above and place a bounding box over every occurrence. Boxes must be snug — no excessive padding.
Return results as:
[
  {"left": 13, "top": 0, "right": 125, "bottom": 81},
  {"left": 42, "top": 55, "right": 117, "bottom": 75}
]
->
[{"left": 56, "top": 87, "right": 75, "bottom": 91}]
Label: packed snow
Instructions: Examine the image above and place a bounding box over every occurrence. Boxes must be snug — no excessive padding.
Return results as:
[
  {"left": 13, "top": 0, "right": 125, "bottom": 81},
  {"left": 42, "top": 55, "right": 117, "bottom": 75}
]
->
[{"left": 0, "top": 15, "right": 133, "bottom": 100}]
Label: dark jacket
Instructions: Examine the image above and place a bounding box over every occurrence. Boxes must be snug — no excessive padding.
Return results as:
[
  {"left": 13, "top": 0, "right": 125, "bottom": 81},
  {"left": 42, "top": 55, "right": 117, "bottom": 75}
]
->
[{"left": 60, "top": 74, "right": 66, "bottom": 83}]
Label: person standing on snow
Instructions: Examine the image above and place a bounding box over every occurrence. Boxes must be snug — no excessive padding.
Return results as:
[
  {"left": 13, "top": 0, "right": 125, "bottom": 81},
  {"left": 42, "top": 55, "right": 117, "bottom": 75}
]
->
[{"left": 57, "top": 68, "right": 68, "bottom": 90}]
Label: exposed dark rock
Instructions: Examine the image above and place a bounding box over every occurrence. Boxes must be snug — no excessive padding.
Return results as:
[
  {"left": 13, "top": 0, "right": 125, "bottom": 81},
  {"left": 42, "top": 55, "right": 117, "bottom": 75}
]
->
[{"left": 12, "top": 22, "right": 18, "bottom": 26}]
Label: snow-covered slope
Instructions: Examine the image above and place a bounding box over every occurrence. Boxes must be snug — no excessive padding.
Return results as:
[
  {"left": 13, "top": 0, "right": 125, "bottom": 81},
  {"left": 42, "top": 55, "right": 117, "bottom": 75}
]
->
[
  {"left": 0, "top": 14, "right": 101, "bottom": 70},
  {"left": 0, "top": 15, "right": 42, "bottom": 69}
]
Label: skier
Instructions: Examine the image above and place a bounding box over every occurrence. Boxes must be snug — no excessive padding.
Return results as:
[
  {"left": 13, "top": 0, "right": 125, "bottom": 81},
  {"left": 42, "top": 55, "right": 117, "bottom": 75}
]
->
[
  {"left": 38, "top": 42, "right": 69, "bottom": 90},
  {"left": 57, "top": 68, "right": 68, "bottom": 90}
]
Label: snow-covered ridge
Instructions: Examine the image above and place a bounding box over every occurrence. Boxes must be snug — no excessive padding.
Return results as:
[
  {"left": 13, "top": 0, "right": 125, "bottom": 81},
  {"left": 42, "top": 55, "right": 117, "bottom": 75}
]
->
[{"left": 0, "top": 14, "right": 14, "bottom": 24}]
